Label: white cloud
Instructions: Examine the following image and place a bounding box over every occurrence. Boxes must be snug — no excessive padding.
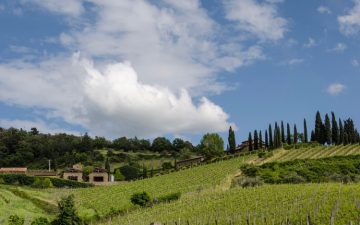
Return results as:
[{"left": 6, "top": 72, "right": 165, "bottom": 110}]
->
[
  {"left": 0, "top": 4, "right": 5, "bottom": 11},
  {"left": 327, "top": 83, "right": 346, "bottom": 96},
  {"left": 9, "top": 45, "right": 38, "bottom": 54},
  {"left": 338, "top": 0, "right": 360, "bottom": 35},
  {"left": 287, "top": 58, "right": 304, "bottom": 65},
  {"left": 23, "top": 0, "right": 84, "bottom": 16},
  {"left": 352, "top": 59, "right": 359, "bottom": 67},
  {"left": 0, "top": 55, "right": 232, "bottom": 138},
  {"left": 303, "top": 38, "right": 316, "bottom": 48},
  {"left": 0, "top": 119, "right": 80, "bottom": 135},
  {"left": 317, "top": 6, "right": 332, "bottom": 14},
  {"left": 224, "top": 0, "right": 288, "bottom": 41},
  {"left": 328, "top": 43, "right": 347, "bottom": 52}
]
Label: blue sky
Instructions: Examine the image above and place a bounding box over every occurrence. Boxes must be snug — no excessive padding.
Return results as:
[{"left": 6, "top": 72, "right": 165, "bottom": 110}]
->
[{"left": 0, "top": 0, "right": 359, "bottom": 144}]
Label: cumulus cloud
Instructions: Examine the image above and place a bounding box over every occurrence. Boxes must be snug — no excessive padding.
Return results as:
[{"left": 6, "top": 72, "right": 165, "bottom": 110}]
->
[
  {"left": 224, "top": 0, "right": 288, "bottom": 41},
  {"left": 317, "top": 6, "right": 332, "bottom": 14},
  {"left": 338, "top": 0, "right": 360, "bottom": 35},
  {"left": 287, "top": 58, "right": 304, "bottom": 65},
  {"left": 303, "top": 38, "right": 316, "bottom": 48},
  {"left": 0, "top": 55, "right": 232, "bottom": 138},
  {"left": 327, "top": 83, "right": 346, "bottom": 96}
]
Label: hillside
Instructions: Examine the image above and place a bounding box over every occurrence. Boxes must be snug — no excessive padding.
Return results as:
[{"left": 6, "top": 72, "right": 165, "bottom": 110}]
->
[{"left": 2, "top": 145, "right": 360, "bottom": 224}]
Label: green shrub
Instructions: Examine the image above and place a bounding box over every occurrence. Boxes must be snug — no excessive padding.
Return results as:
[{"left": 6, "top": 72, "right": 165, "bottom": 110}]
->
[
  {"left": 32, "top": 178, "right": 53, "bottom": 189},
  {"left": 52, "top": 195, "right": 82, "bottom": 225},
  {"left": 114, "top": 169, "right": 125, "bottom": 181},
  {"left": 162, "top": 162, "right": 173, "bottom": 170},
  {"left": 119, "top": 165, "right": 140, "bottom": 181},
  {"left": 130, "top": 191, "right": 151, "bottom": 207},
  {"left": 31, "top": 217, "right": 50, "bottom": 225},
  {"left": 8, "top": 215, "right": 24, "bottom": 225},
  {"left": 157, "top": 192, "right": 181, "bottom": 203},
  {"left": 232, "top": 177, "right": 263, "bottom": 188}
]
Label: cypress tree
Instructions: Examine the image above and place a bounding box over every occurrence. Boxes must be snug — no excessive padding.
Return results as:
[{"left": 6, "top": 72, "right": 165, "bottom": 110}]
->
[
  {"left": 303, "top": 119, "right": 308, "bottom": 143},
  {"left": 315, "top": 111, "right": 323, "bottom": 144},
  {"left": 269, "top": 124, "right": 273, "bottom": 149},
  {"left": 105, "top": 158, "right": 111, "bottom": 174},
  {"left": 287, "top": 123, "right": 292, "bottom": 145},
  {"left": 339, "top": 119, "right": 344, "bottom": 144},
  {"left": 259, "top": 131, "right": 263, "bottom": 149},
  {"left": 228, "top": 126, "right": 236, "bottom": 153},
  {"left": 274, "top": 122, "right": 278, "bottom": 148},
  {"left": 265, "top": 130, "right": 269, "bottom": 149},
  {"left": 248, "top": 132, "right": 253, "bottom": 151},
  {"left": 331, "top": 112, "right": 339, "bottom": 145},
  {"left": 294, "top": 125, "right": 298, "bottom": 144},
  {"left": 310, "top": 130, "right": 315, "bottom": 142},
  {"left": 254, "top": 130, "right": 259, "bottom": 150},
  {"left": 324, "top": 114, "right": 332, "bottom": 145},
  {"left": 344, "top": 132, "right": 349, "bottom": 145},
  {"left": 276, "top": 127, "right": 281, "bottom": 148},
  {"left": 281, "top": 121, "right": 285, "bottom": 144}
]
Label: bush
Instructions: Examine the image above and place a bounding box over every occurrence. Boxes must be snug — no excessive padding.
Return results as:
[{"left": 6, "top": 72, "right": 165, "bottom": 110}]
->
[
  {"left": 52, "top": 195, "right": 82, "bottom": 225},
  {"left": 8, "top": 215, "right": 24, "bottom": 225},
  {"left": 31, "top": 217, "right": 50, "bottom": 225},
  {"left": 130, "top": 191, "right": 151, "bottom": 207},
  {"left": 157, "top": 192, "right": 181, "bottom": 203},
  {"left": 162, "top": 162, "right": 173, "bottom": 170},
  {"left": 232, "top": 177, "right": 263, "bottom": 188},
  {"left": 32, "top": 178, "right": 53, "bottom": 189},
  {"left": 119, "top": 165, "right": 140, "bottom": 181},
  {"left": 114, "top": 169, "right": 125, "bottom": 181},
  {"left": 49, "top": 177, "right": 93, "bottom": 188}
]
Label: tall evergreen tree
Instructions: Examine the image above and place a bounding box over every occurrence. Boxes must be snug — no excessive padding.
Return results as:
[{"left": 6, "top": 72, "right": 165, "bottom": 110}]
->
[
  {"left": 331, "top": 112, "right": 339, "bottom": 145},
  {"left": 269, "top": 124, "right": 273, "bottom": 149},
  {"left": 274, "top": 122, "right": 278, "bottom": 148},
  {"left": 339, "top": 119, "right": 344, "bottom": 144},
  {"left": 344, "top": 118, "right": 356, "bottom": 144},
  {"left": 265, "top": 130, "right": 269, "bottom": 149},
  {"left": 315, "top": 111, "right": 323, "bottom": 144},
  {"left": 248, "top": 132, "right": 253, "bottom": 151},
  {"left": 324, "top": 114, "right": 332, "bottom": 145},
  {"left": 303, "top": 119, "right": 308, "bottom": 143},
  {"left": 281, "top": 121, "right": 285, "bottom": 144},
  {"left": 105, "top": 158, "right": 111, "bottom": 173},
  {"left": 276, "top": 127, "right": 281, "bottom": 148},
  {"left": 287, "top": 123, "right": 292, "bottom": 145},
  {"left": 344, "top": 132, "right": 349, "bottom": 145},
  {"left": 310, "top": 130, "right": 315, "bottom": 142},
  {"left": 294, "top": 125, "right": 298, "bottom": 144},
  {"left": 254, "top": 130, "right": 259, "bottom": 150},
  {"left": 259, "top": 131, "right": 263, "bottom": 149},
  {"left": 228, "top": 126, "right": 236, "bottom": 153}
]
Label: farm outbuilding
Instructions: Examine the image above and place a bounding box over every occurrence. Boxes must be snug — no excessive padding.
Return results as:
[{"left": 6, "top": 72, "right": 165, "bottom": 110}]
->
[
  {"left": 89, "top": 168, "right": 108, "bottom": 183},
  {"left": 63, "top": 168, "right": 83, "bottom": 182},
  {"left": 0, "top": 167, "right": 27, "bottom": 174}
]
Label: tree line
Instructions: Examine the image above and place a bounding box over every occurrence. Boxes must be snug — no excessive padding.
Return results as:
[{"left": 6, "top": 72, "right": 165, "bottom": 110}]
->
[
  {"left": 228, "top": 111, "right": 360, "bottom": 152},
  {"left": 0, "top": 127, "right": 195, "bottom": 168}
]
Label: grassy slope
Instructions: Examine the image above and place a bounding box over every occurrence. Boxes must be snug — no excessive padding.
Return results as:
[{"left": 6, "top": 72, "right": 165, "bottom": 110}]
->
[{"left": 0, "top": 187, "right": 50, "bottom": 224}]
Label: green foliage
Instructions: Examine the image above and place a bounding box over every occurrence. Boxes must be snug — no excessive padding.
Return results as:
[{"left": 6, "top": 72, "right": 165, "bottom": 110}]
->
[
  {"left": 157, "top": 192, "right": 181, "bottom": 203},
  {"left": 130, "top": 192, "right": 151, "bottom": 207},
  {"left": 199, "top": 133, "right": 224, "bottom": 159},
  {"left": 105, "top": 158, "right": 111, "bottom": 173},
  {"left": 32, "top": 178, "right": 53, "bottom": 189},
  {"left": 151, "top": 137, "right": 172, "bottom": 152},
  {"left": 231, "top": 176, "right": 263, "bottom": 188},
  {"left": 161, "top": 162, "right": 173, "bottom": 170},
  {"left": 119, "top": 165, "right": 140, "bottom": 181},
  {"left": 31, "top": 217, "right": 50, "bottom": 225},
  {"left": 114, "top": 169, "right": 125, "bottom": 181},
  {"left": 241, "top": 154, "right": 360, "bottom": 184},
  {"left": 52, "top": 195, "right": 82, "bottom": 225},
  {"left": 228, "top": 126, "right": 236, "bottom": 153},
  {"left": 8, "top": 215, "right": 24, "bottom": 225}
]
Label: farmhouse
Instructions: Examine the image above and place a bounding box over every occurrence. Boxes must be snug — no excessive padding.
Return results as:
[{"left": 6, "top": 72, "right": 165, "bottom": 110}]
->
[
  {"left": 63, "top": 168, "right": 83, "bottom": 182},
  {"left": 0, "top": 167, "right": 27, "bottom": 174},
  {"left": 232, "top": 140, "right": 266, "bottom": 153},
  {"left": 89, "top": 167, "right": 108, "bottom": 183},
  {"left": 175, "top": 157, "right": 204, "bottom": 169}
]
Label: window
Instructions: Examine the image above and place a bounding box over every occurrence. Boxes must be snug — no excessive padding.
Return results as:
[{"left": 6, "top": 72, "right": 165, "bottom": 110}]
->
[{"left": 93, "top": 176, "right": 104, "bottom": 182}]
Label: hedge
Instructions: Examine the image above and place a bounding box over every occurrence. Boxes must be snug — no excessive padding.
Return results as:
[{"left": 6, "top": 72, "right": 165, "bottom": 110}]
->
[{"left": 0, "top": 174, "right": 93, "bottom": 188}]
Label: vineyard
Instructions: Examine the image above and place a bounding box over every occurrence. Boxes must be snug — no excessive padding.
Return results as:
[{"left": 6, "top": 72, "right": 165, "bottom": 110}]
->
[
  {"left": 102, "top": 183, "right": 360, "bottom": 225},
  {"left": 65, "top": 154, "right": 256, "bottom": 219},
  {"left": 263, "top": 144, "right": 360, "bottom": 163}
]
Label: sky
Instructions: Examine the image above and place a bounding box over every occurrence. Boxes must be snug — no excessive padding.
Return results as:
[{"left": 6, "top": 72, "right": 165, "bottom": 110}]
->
[{"left": 0, "top": 0, "right": 359, "bottom": 144}]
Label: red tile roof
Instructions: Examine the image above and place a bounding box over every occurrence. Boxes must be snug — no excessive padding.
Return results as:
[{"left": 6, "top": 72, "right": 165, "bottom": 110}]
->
[{"left": 0, "top": 167, "right": 27, "bottom": 173}]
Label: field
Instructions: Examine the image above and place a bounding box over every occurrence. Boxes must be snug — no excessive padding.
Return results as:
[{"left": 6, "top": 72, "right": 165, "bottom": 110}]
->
[
  {"left": 0, "top": 186, "right": 50, "bottom": 223},
  {"left": 101, "top": 183, "right": 360, "bottom": 225}
]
